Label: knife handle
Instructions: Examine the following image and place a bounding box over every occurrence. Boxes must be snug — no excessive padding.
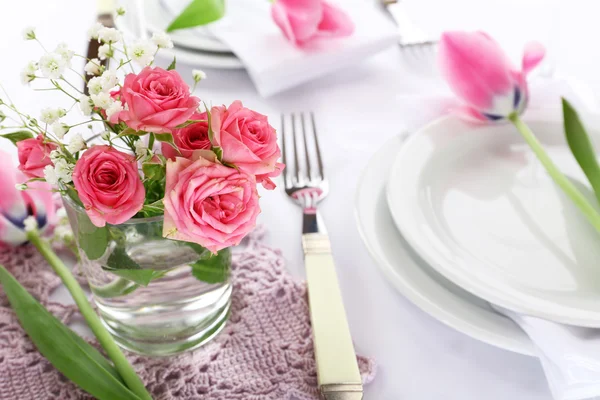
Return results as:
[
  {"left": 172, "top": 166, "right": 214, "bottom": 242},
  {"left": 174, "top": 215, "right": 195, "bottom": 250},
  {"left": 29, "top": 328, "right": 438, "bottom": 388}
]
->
[{"left": 303, "top": 233, "right": 362, "bottom": 397}]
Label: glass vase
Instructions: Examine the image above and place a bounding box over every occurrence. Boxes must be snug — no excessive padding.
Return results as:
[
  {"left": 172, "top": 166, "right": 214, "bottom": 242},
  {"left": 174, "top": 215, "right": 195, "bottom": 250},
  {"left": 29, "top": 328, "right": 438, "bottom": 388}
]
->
[{"left": 62, "top": 195, "right": 232, "bottom": 356}]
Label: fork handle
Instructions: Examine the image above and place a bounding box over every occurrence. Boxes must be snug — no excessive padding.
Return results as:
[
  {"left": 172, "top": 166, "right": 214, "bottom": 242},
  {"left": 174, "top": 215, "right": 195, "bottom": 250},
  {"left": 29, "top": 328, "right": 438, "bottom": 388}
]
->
[{"left": 303, "top": 233, "right": 363, "bottom": 399}]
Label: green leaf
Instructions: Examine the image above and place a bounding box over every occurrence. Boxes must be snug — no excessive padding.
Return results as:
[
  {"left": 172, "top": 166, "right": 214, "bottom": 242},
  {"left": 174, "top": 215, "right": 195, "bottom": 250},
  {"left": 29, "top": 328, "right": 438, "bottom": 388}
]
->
[
  {"left": 190, "top": 247, "right": 230, "bottom": 284},
  {"left": 0, "top": 265, "right": 141, "bottom": 400},
  {"left": 563, "top": 98, "right": 600, "bottom": 205},
  {"left": 212, "top": 146, "right": 223, "bottom": 161},
  {"left": 106, "top": 246, "right": 141, "bottom": 270},
  {"left": 78, "top": 213, "right": 108, "bottom": 261},
  {"left": 166, "top": 0, "right": 225, "bottom": 32},
  {"left": 103, "top": 268, "right": 163, "bottom": 287},
  {"left": 1, "top": 130, "right": 34, "bottom": 145},
  {"left": 205, "top": 104, "right": 215, "bottom": 142},
  {"left": 175, "top": 119, "right": 206, "bottom": 129},
  {"left": 0, "top": 110, "right": 6, "bottom": 122},
  {"left": 167, "top": 57, "right": 177, "bottom": 71},
  {"left": 142, "top": 162, "right": 166, "bottom": 181},
  {"left": 154, "top": 133, "right": 176, "bottom": 148}
]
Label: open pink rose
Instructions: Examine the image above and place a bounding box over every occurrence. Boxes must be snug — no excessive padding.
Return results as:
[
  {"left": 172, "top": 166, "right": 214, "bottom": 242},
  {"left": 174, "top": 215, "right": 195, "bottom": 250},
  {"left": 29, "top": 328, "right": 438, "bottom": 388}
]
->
[
  {"left": 17, "top": 134, "right": 57, "bottom": 178},
  {"left": 72, "top": 145, "right": 145, "bottom": 227},
  {"left": 163, "top": 154, "right": 260, "bottom": 253},
  {"left": 271, "top": 0, "right": 354, "bottom": 46},
  {"left": 0, "top": 151, "right": 55, "bottom": 247},
  {"left": 161, "top": 112, "right": 211, "bottom": 160},
  {"left": 113, "top": 66, "right": 200, "bottom": 134},
  {"left": 211, "top": 101, "right": 283, "bottom": 190}
]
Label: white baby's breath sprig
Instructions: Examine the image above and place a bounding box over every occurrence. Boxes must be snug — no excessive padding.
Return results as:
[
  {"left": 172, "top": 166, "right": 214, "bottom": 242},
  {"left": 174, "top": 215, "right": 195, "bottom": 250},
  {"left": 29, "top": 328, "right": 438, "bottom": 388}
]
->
[
  {"left": 192, "top": 69, "right": 207, "bottom": 84},
  {"left": 134, "top": 140, "right": 148, "bottom": 158},
  {"left": 98, "top": 44, "right": 112, "bottom": 60},
  {"left": 105, "top": 100, "right": 123, "bottom": 120},
  {"left": 100, "top": 70, "right": 118, "bottom": 91},
  {"left": 67, "top": 133, "right": 86, "bottom": 154},
  {"left": 88, "top": 22, "right": 104, "bottom": 40},
  {"left": 40, "top": 107, "right": 66, "bottom": 124},
  {"left": 130, "top": 40, "right": 157, "bottom": 67},
  {"left": 49, "top": 149, "right": 62, "bottom": 163},
  {"left": 39, "top": 53, "right": 67, "bottom": 79},
  {"left": 20, "top": 61, "right": 38, "bottom": 85},
  {"left": 151, "top": 32, "right": 173, "bottom": 49},
  {"left": 87, "top": 76, "right": 104, "bottom": 95},
  {"left": 54, "top": 43, "right": 74, "bottom": 63},
  {"left": 84, "top": 58, "right": 102, "bottom": 76},
  {"left": 53, "top": 158, "right": 74, "bottom": 183},
  {"left": 100, "top": 130, "right": 111, "bottom": 141},
  {"left": 91, "top": 92, "right": 113, "bottom": 109},
  {"left": 51, "top": 122, "right": 70, "bottom": 139},
  {"left": 22, "top": 27, "right": 36, "bottom": 41},
  {"left": 79, "top": 94, "right": 93, "bottom": 116},
  {"left": 23, "top": 216, "right": 38, "bottom": 232},
  {"left": 98, "top": 27, "right": 121, "bottom": 44},
  {"left": 43, "top": 164, "right": 58, "bottom": 185}
]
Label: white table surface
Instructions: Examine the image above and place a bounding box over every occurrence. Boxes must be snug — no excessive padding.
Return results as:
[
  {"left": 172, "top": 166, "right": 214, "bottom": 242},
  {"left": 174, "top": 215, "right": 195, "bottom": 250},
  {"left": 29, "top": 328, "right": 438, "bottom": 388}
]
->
[{"left": 3, "top": 1, "right": 600, "bottom": 399}]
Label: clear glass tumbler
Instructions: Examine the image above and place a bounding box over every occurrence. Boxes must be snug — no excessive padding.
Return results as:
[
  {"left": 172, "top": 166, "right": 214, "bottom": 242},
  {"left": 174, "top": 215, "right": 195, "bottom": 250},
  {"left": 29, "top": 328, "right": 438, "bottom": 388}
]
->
[{"left": 62, "top": 195, "right": 232, "bottom": 356}]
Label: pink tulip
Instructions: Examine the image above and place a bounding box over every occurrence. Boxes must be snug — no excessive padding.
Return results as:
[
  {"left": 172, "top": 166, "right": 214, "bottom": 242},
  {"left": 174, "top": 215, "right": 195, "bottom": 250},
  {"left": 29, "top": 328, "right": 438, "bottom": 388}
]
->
[
  {"left": 271, "top": 0, "right": 354, "bottom": 46},
  {"left": 438, "top": 31, "right": 545, "bottom": 120},
  {"left": 0, "top": 152, "right": 56, "bottom": 247}
]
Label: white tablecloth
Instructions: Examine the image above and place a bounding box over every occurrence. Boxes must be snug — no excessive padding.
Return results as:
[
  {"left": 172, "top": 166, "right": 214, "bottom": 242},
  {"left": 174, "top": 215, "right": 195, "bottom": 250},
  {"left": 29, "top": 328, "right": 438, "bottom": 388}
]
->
[{"left": 4, "top": 1, "right": 600, "bottom": 398}]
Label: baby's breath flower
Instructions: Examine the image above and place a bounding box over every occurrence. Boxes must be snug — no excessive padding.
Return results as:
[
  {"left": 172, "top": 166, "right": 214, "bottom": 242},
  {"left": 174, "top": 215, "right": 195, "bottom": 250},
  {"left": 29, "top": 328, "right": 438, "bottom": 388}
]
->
[
  {"left": 67, "top": 133, "right": 85, "bottom": 154},
  {"left": 105, "top": 100, "right": 123, "bottom": 119},
  {"left": 100, "top": 130, "right": 111, "bottom": 141},
  {"left": 22, "top": 27, "right": 36, "bottom": 40},
  {"left": 79, "top": 94, "right": 93, "bottom": 116},
  {"left": 91, "top": 92, "right": 113, "bottom": 109},
  {"left": 87, "top": 76, "right": 104, "bottom": 95},
  {"left": 23, "top": 216, "right": 38, "bottom": 232},
  {"left": 98, "top": 44, "right": 112, "bottom": 60},
  {"left": 192, "top": 69, "right": 206, "bottom": 82},
  {"left": 40, "top": 107, "right": 66, "bottom": 124},
  {"left": 54, "top": 43, "right": 74, "bottom": 63},
  {"left": 20, "top": 61, "right": 38, "bottom": 84},
  {"left": 98, "top": 27, "right": 121, "bottom": 44},
  {"left": 151, "top": 32, "right": 173, "bottom": 49},
  {"left": 49, "top": 149, "right": 62, "bottom": 163},
  {"left": 15, "top": 183, "right": 27, "bottom": 191},
  {"left": 51, "top": 122, "right": 69, "bottom": 139},
  {"left": 134, "top": 140, "right": 147, "bottom": 158},
  {"left": 116, "top": 6, "right": 126, "bottom": 16},
  {"left": 88, "top": 22, "right": 104, "bottom": 40},
  {"left": 54, "top": 158, "right": 74, "bottom": 182},
  {"left": 100, "top": 70, "right": 118, "bottom": 91},
  {"left": 130, "top": 40, "right": 157, "bottom": 67},
  {"left": 56, "top": 207, "right": 67, "bottom": 220},
  {"left": 43, "top": 164, "right": 58, "bottom": 185},
  {"left": 84, "top": 58, "right": 102, "bottom": 76},
  {"left": 39, "top": 52, "right": 67, "bottom": 79}
]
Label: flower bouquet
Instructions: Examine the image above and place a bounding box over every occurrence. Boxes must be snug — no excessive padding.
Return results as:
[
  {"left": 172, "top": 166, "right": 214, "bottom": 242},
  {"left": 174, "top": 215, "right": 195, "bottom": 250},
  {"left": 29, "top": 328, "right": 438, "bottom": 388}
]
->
[{"left": 2, "top": 20, "right": 283, "bottom": 361}]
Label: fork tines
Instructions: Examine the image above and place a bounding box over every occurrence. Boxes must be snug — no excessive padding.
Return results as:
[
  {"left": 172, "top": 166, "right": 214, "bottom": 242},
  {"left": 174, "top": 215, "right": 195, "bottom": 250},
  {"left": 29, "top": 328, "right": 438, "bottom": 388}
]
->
[{"left": 280, "top": 112, "right": 325, "bottom": 189}]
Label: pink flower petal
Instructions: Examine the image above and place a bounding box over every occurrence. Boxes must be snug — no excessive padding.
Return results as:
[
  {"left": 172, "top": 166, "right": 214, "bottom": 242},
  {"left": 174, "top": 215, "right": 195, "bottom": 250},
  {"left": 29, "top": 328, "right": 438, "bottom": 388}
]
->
[{"left": 522, "top": 41, "right": 546, "bottom": 77}]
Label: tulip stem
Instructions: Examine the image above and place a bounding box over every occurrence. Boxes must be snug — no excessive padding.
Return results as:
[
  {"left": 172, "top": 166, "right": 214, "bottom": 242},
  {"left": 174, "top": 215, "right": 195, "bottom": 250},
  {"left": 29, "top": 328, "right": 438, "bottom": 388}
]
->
[
  {"left": 26, "top": 230, "right": 152, "bottom": 400},
  {"left": 509, "top": 112, "right": 600, "bottom": 234}
]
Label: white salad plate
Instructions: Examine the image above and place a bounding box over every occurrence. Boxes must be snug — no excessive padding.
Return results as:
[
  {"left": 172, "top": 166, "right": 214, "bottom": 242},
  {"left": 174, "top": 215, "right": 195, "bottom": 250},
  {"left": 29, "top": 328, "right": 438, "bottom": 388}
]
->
[
  {"left": 117, "top": 0, "right": 244, "bottom": 69},
  {"left": 355, "top": 134, "right": 534, "bottom": 355},
  {"left": 387, "top": 115, "right": 600, "bottom": 327}
]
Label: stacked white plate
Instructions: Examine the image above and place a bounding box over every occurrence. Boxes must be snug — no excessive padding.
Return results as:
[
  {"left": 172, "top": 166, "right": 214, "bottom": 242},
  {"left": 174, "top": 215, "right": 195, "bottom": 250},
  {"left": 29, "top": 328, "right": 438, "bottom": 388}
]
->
[{"left": 355, "top": 114, "right": 600, "bottom": 356}]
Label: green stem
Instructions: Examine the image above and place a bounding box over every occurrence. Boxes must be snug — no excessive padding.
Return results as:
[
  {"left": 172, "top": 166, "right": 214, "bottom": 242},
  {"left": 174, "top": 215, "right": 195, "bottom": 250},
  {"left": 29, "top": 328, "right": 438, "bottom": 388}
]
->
[
  {"left": 93, "top": 278, "right": 139, "bottom": 298},
  {"left": 509, "top": 113, "right": 600, "bottom": 234},
  {"left": 26, "top": 230, "right": 152, "bottom": 400}
]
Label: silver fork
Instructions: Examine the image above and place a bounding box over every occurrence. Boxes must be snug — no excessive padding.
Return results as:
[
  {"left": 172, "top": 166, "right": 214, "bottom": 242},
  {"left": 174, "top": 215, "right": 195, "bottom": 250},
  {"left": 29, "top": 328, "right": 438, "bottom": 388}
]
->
[{"left": 280, "top": 113, "right": 363, "bottom": 400}]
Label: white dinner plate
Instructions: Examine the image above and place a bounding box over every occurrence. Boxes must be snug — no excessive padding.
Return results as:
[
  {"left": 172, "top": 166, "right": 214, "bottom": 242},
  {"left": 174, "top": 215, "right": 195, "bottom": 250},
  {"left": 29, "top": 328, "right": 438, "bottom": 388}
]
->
[
  {"left": 117, "top": 0, "right": 244, "bottom": 70},
  {"left": 387, "top": 115, "right": 600, "bottom": 327},
  {"left": 355, "top": 135, "right": 534, "bottom": 355}
]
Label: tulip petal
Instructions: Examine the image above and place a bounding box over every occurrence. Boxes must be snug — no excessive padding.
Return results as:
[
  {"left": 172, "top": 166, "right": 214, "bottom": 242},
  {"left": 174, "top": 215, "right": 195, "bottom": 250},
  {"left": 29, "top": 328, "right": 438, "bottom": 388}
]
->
[
  {"left": 0, "top": 153, "right": 27, "bottom": 219},
  {"left": 522, "top": 41, "right": 546, "bottom": 77},
  {"left": 315, "top": 2, "right": 355, "bottom": 38}
]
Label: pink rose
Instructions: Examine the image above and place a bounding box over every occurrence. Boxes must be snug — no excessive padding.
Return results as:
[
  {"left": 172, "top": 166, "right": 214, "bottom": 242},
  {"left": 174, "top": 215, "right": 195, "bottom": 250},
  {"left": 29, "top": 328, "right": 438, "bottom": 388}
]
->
[
  {"left": 163, "top": 155, "right": 260, "bottom": 253},
  {"left": 72, "top": 145, "right": 145, "bottom": 227},
  {"left": 17, "top": 134, "right": 58, "bottom": 178},
  {"left": 211, "top": 101, "right": 283, "bottom": 190},
  {"left": 113, "top": 67, "right": 200, "bottom": 134},
  {"left": 271, "top": 0, "right": 354, "bottom": 46},
  {"left": 161, "top": 112, "right": 211, "bottom": 160},
  {"left": 0, "top": 151, "right": 56, "bottom": 247}
]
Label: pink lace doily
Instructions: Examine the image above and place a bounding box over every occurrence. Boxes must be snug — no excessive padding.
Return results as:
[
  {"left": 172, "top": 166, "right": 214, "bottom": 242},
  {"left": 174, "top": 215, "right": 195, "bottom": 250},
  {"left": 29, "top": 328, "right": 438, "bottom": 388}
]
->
[{"left": 0, "top": 229, "right": 376, "bottom": 400}]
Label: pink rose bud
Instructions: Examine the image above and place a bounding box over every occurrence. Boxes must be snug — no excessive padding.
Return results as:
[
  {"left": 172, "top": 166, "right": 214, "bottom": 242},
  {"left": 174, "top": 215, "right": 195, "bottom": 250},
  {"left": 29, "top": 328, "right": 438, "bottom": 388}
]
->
[
  {"left": 438, "top": 31, "right": 545, "bottom": 120},
  {"left": 161, "top": 112, "right": 211, "bottom": 160},
  {"left": 211, "top": 101, "right": 284, "bottom": 190},
  {"left": 271, "top": 0, "right": 354, "bottom": 46},
  {"left": 113, "top": 66, "right": 200, "bottom": 134},
  {"left": 0, "top": 151, "right": 55, "bottom": 246},
  {"left": 17, "top": 134, "right": 58, "bottom": 179},
  {"left": 163, "top": 155, "right": 261, "bottom": 253},
  {"left": 72, "top": 145, "right": 145, "bottom": 227}
]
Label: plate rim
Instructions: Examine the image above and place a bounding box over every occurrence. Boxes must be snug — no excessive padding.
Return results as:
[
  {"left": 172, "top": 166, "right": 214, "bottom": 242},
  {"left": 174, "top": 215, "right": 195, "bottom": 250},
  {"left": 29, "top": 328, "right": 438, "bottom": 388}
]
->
[
  {"left": 354, "top": 134, "right": 535, "bottom": 356},
  {"left": 386, "top": 114, "right": 600, "bottom": 327}
]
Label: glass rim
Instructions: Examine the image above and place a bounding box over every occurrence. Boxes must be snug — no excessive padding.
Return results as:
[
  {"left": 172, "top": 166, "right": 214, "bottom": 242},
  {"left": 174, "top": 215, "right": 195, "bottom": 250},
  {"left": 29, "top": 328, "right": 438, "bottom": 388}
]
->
[{"left": 60, "top": 189, "right": 164, "bottom": 225}]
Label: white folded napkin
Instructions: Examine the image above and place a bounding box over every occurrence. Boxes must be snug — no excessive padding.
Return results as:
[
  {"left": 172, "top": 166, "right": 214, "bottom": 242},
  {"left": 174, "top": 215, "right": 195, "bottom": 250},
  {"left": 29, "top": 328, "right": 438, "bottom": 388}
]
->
[
  {"left": 203, "top": 0, "right": 399, "bottom": 97},
  {"left": 398, "top": 76, "right": 600, "bottom": 400}
]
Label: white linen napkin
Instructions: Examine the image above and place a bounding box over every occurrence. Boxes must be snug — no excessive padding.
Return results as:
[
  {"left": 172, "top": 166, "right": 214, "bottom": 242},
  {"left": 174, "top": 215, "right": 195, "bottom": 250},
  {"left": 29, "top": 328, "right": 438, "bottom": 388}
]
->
[
  {"left": 201, "top": 0, "right": 399, "bottom": 97},
  {"left": 398, "top": 76, "right": 600, "bottom": 400}
]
